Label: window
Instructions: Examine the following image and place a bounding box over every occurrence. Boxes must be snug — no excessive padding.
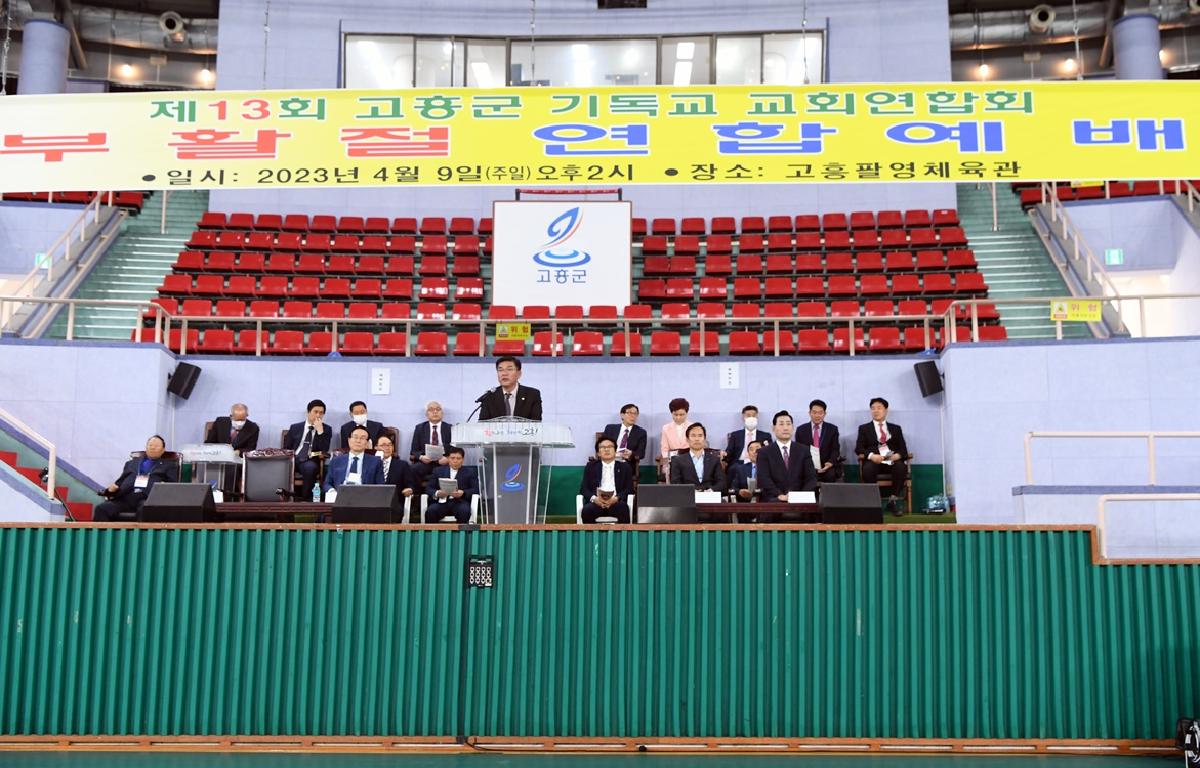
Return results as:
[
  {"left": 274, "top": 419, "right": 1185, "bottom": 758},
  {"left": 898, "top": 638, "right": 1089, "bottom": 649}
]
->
[
  {"left": 509, "top": 39, "right": 657, "bottom": 87},
  {"left": 763, "top": 33, "right": 823, "bottom": 85},
  {"left": 345, "top": 35, "right": 414, "bottom": 89},
  {"left": 663, "top": 36, "right": 711, "bottom": 85},
  {"left": 714, "top": 37, "right": 761, "bottom": 85}
]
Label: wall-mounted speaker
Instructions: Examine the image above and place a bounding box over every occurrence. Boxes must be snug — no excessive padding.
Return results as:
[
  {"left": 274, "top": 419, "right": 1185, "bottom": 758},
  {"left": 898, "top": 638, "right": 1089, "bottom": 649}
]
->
[
  {"left": 167, "top": 362, "right": 201, "bottom": 399},
  {"left": 914, "top": 360, "right": 943, "bottom": 398}
]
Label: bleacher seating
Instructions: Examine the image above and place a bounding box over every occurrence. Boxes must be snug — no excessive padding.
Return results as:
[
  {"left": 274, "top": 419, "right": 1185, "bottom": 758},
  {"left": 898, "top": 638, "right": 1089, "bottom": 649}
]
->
[
  {"left": 1015, "top": 179, "right": 1196, "bottom": 207},
  {"left": 2, "top": 191, "right": 147, "bottom": 213},
  {"left": 144, "top": 206, "right": 1005, "bottom": 356}
]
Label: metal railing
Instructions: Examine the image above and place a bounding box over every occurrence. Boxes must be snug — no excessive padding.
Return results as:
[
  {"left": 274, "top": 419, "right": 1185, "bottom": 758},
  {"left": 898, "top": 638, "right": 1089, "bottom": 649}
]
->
[
  {"left": 0, "top": 405, "right": 57, "bottom": 502},
  {"left": 1024, "top": 431, "right": 1200, "bottom": 485},
  {"left": 1096, "top": 492, "right": 1200, "bottom": 560},
  {"left": 0, "top": 193, "right": 125, "bottom": 333}
]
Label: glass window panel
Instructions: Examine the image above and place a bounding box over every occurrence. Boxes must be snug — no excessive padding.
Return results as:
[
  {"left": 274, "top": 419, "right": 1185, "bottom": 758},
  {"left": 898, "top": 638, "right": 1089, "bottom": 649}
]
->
[
  {"left": 714, "top": 36, "right": 761, "bottom": 85},
  {"left": 763, "top": 33, "right": 824, "bottom": 85},
  {"left": 416, "top": 39, "right": 465, "bottom": 87},
  {"left": 345, "top": 34, "right": 413, "bottom": 89},
  {"left": 465, "top": 40, "right": 507, "bottom": 87},
  {"left": 510, "top": 39, "right": 656, "bottom": 87},
  {"left": 662, "top": 36, "right": 711, "bottom": 85}
]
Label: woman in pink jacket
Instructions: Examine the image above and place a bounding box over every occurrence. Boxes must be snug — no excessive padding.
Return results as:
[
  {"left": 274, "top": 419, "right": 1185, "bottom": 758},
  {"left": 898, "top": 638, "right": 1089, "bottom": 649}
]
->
[{"left": 657, "top": 397, "right": 693, "bottom": 479}]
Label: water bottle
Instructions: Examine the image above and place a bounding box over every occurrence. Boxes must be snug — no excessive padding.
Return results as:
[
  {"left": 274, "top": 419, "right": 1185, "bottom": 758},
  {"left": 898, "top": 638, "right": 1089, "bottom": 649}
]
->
[{"left": 312, "top": 483, "right": 321, "bottom": 503}]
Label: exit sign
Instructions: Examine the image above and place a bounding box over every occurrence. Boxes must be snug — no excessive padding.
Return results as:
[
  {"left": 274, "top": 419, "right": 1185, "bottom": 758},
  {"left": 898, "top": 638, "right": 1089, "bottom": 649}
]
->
[{"left": 1104, "top": 248, "right": 1124, "bottom": 265}]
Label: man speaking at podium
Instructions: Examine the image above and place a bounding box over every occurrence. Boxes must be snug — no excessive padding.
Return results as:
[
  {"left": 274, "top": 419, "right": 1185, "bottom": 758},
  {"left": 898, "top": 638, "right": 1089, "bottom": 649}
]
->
[{"left": 478, "top": 356, "right": 543, "bottom": 421}]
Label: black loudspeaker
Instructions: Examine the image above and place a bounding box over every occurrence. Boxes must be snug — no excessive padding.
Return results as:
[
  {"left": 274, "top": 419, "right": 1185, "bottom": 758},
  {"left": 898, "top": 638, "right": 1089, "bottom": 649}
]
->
[
  {"left": 332, "top": 485, "right": 402, "bottom": 524},
  {"left": 139, "top": 483, "right": 215, "bottom": 523},
  {"left": 913, "top": 360, "right": 943, "bottom": 397},
  {"left": 819, "top": 483, "right": 884, "bottom": 524},
  {"left": 167, "top": 362, "right": 202, "bottom": 399}
]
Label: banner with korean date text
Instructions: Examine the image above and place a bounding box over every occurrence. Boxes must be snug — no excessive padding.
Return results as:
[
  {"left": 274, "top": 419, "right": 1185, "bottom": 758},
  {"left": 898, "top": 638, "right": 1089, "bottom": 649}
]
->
[{"left": 0, "top": 81, "right": 1197, "bottom": 191}]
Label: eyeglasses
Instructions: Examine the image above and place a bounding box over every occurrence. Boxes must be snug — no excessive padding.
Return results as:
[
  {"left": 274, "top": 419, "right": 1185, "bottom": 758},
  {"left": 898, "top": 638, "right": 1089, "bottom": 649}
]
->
[{"left": 496, "top": 366, "right": 518, "bottom": 372}]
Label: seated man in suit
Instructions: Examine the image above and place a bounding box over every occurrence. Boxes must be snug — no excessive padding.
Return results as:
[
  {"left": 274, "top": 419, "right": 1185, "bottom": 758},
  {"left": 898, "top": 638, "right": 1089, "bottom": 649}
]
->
[
  {"left": 93, "top": 435, "right": 179, "bottom": 522},
  {"left": 323, "top": 425, "right": 384, "bottom": 495},
  {"left": 794, "top": 399, "right": 841, "bottom": 483},
  {"left": 855, "top": 397, "right": 910, "bottom": 513},
  {"left": 479, "top": 356, "right": 543, "bottom": 420},
  {"left": 669, "top": 423, "right": 726, "bottom": 492},
  {"left": 410, "top": 400, "right": 453, "bottom": 483},
  {"left": 602, "top": 403, "right": 648, "bottom": 465},
  {"left": 722, "top": 404, "right": 772, "bottom": 467},
  {"left": 579, "top": 436, "right": 634, "bottom": 524},
  {"left": 728, "top": 439, "right": 763, "bottom": 502},
  {"left": 755, "top": 410, "right": 818, "bottom": 521},
  {"left": 375, "top": 431, "right": 416, "bottom": 502},
  {"left": 282, "top": 399, "right": 332, "bottom": 502},
  {"left": 425, "top": 445, "right": 478, "bottom": 524},
  {"left": 204, "top": 402, "right": 259, "bottom": 456},
  {"left": 338, "top": 400, "right": 384, "bottom": 449}
]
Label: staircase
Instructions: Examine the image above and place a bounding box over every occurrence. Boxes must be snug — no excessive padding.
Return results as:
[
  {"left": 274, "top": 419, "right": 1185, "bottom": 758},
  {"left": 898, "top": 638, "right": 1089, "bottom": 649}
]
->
[
  {"left": 46, "top": 190, "right": 209, "bottom": 340},
  {"left": 956, "top": 184, "right": 1091, "bottom": 339},
  {"left": 0, "top": 432, "right": 100, "bottom": 521}
]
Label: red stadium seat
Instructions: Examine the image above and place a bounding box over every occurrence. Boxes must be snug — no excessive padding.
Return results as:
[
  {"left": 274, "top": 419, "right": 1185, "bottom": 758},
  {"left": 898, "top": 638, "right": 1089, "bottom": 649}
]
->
[
  {"left": 649, "top": 331, "right": 681, "bottom": 355},
  {"left": 198, "top": 212, "right": 225, "bottom": 229},
  {"left": 763, "top": 301, "right": 792, "bottom": 319},
  {"left": 165, "top": 328, "right": 200, "bottom": 353},
  {"left": 388, "top": 236, "right": 416, "bottom": 254},
  {"left": 696, "top": 302, "right": 725, "bottom": 320},
  {"left": 938, "top": 226, "right": 968, "bottom": 247},
  {"left": 488, "top": 305, "right": 517, "bottom": 320},
  {"left": 449, "top": 217, "right": 475, "bottom": 235},
  {"left": 741, "top": 216, "right": 765, "bottom": 233},
  {"left": 660, "top": 303, "right": 691, "bottom": 320},
  {"left": 908, "top": 229, "right": 938, "bottom": 248},
  {"left": 868, "top": 326, "right": 903, "bottom": 352},
  {"left": 822, "top": 213, "right": 848, "bottom": 230},
  {"left": 422, "top": 217, "right": 448, "bottom": 235},
  {"left": 664, "top": 278, "right": 693, "bottom": 299},
  {"left": 637, "top": 279, "right": 667, "bottom": 300},
  {"left": 698, "top": 277, "right": 728, "bottom": 300},
  {"left": 832, "top": 327, "right": 866, "bottom": 353},
  {"left": 922, "top": 273, "right": 954, "bottom": 294},
  {"left": 237, "top": 252, "right": 265, "bottom": 272},
  {"left": 978, "top": 325, "right": 1008, "bottom": 342},
  {"left": 623, "top": 304, "right": 654, "bottom": 321},
  {"left": 269, "top": 330, "right": 306, "bottom": 354},
  {"left": 651, "top": 217, "right": 676, "bottom": 236},
  {"left": 523, "top": 305, "right": 550, "bottom": 320},
  {"left": 341, "top": 332, "right": 375, "bottom": 355},
  {"left": 491, "top": 338, "right": 527, "bottom": 356},
  {"left": 337, "top": 216, "right": 364, "bottom": 233},
  {"left": 327, "top": 254, "right": 356, "bottom": 274},
  {"left": 331, "top": 235, "right": 360, "bottom": 253},
  {"left": 180, "top": 298, "right": 212, "bottom": 318},
  {"left": 455, "top": 278, "right": 485, "bottom": 301},
  {"left": 764, "top": 277, "right": 794, "bottom": 298},
  {"left": 764, "top": 329, "right": 796, "bottom": 354},
  {"left": 364, "top": 217, "right": 390, "bottom": 234},
  {"left": 173, "top": 251, "right": 204, "bottom": 271},
  {"left": 797, "top": 329, "right": 831, "bottom": 353},
  {"left": 710, "top": 216, "right": 736, "bottom": 234},
  {"left": 295, "top": 254, "right": 325, "bottom": 274},
  {"left": 351, "top": 278, "right": 383, "bottom": 299},
  {"left": 856, "top": 251, "right": 884, "bottom": 272},
  {"left": 301, "top": 234, "right": 332, "bottom": 253},
  {"left": 728, "top": 331, "right": 760, "bottom": 354},
  {"left": 827, "top": 275, "right": 857, "bottom": 296},
  {"left": 415, "top": 302, "right": 446, "bottom": 320},
  {"left": 946, "top": 249, "right": 978, "bottom": 270},
  {"left": 735, "top": 253, "right": 763, "bottom": 274},
  {"left": 214, "top": 300, "right": 246, "bottom": 318},
  {"left": 850, "top": 211, "right": 875, "bottom": 230},
  {"left": 197, "top": 329, "right": 234, "bottom": 354},
  {"left": 794, "top": 277, "right": 824, "bottom": 298},
  {"left": 830, "top": 300, "right": 859, "bottom": 318},
  {"left": 879, "top": 229, "right": 909, "bottom": 249},
  {"left": 185, "top": 231, "right": 216, "bottom": 249},
  {"left": 688, "top": 330, "right": 720, "bottom": 355},
  {"left": 382, "top": 278, "right": 413, "bottom": 300},
  {"left": 904, "top": 210, "right": 931, "bottom": 228},
  {"left": 794, "top": 215, "right": 820, "bottom": 232},
  {"left": 768, "top": 215, "right": 793, "bottom": 233},
  {"left": 453, "top": 255, "right": 481, "bottom": 277},
  {"left": 572, "top": 331, "right": 605, "bottom": 356},
  {"left": 588, "top": 305, "right": 618, "bottom": 321},
  {"left": 554, "top": 305, "right": 584, "bottom": 320},
  {"left": 415, "top": 331, "right": 449, "bottom": 356},
  {"left": 193, "top": 275, "right": 224, "bottom": 296},
  {"left": 885, "top": 252, "right": 915, "bottom": 272},
  {"left": 357, "top": 255, "right": 385, "bottom": 275},
  {"left": 419, "top": 255, "right": 448, "bottom": 276},
  {"left": 864, "top": 300, "right": 894, "bottom": 317},
  {"left": 674, "top": 235, "right": 701, "bottom": 255},
  {"left": 932, "top": 209, "right": 960, "bottom": 226},
  {"left": 825, "top": 252, "right": 854, "bottom": 273},
  {"left": 904, "top": 326, "right": 936, "bottom": 352},
  {"left": 706, "top": 234, "right": 733, "bottom": 253},
  {"left": 310, "top": 215, "right": 336, "bottom": 233},
  {"left": 532, "top": 331, "right": 565, "bottom": 356},
  {"left": 385, "top": 255, "right": 416, "bottom": 276},
  {"left": 321, "top": 277, "right": 352, "bottom": 299},
  {"left": 242, "top": 231, "right": 274, "bottom": 250},
  {"left": 823, "top": 230, "right": 851, "bottom": 249},
  {"left": 738, "top": 234, "right": 765, "bottom": 253},
  {"left": 954, "top": 272, "right": 988, "bottom": 295},
  {"left": 452, "top": 303, "right": 483, "bottom": 321},
  {"left": 877, "top": 210, "right": 903, "bottom": 228},
  {"left": 381, "top": 303, "right": 410, "bottom": 320},
  {"left": 281, "top": 301, "right": 312, "bottom": 319},
  {"left": 419, "top": 277, "right": 450, "bottom": 300},
  {"left": 347, "top": 302, "right": 378, "bottom": 320},
  {"left": 891, "top": 274, "right": 922, "bottom": 295},
  {"left": 794, "top": 253, "right": 822, "bottom": 273},
  {"left": 643, "top": 255, "right": 671, "bottom": 275},
  {"left": 376, "top": 332, "right": 409, "bottom": 355},
  {"left": 361, "top": 236, "right": 388, "bottom": 254},
  {"left": 680, "top": 217, "right": 706, "bottom": 235},
  {"left": 453, "top": 332, "right": 482, "bottom": 356},
  {"left": 851, "top": 230, "right": 880, "bottom": 249},
  {"left": 860, "top": 274, "right": 890, "bottom": 295},
  {"left": 611, "top": 331, "right": 643, "bottom": 356},
  {"left": 732, "top": 303, "right": 761, "bottom": 321},
  {"left": 391, "top": 217, "right": 417, "bottom": 235},
  {"left": 897, "top": 299, "right": 927, "bottom": 319},
  {"left": 766, "top": 233, "right": 793, "bottom": 252},
  {"left": 705, "top": 254, "right": 733, "bottom": 276},
  {"left": 765, "top": 254, "right": 793, "bottom": 273}
]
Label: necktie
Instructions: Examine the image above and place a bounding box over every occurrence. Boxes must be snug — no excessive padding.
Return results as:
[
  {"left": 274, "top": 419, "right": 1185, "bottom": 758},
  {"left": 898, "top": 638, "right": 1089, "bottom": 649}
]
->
[
  {"left": 619, "top": 428, "right": 629, "bottom": 450},
  {"left": 349, "top": 456, "right": 359, "bottom": 476},
  {"left": 751, "top": 464, "right": 757, "bottom": 480},
  {"left": 781, "top": 444, "right": 790, "bottom": 469},
  {"left": 505, "top": 392, "right": 513, "bottom": 416},
  {"left": 878, "top": 424, "right": 888, "bottom": 445},
  {"left": 431, "top": 424, "right": 439, "bottom": 446},
  {"left": 231, "top": 428, "right": 240, "bottom": 444},
  {"left": 299, "top": 426, "right": 314, "bottom": 457},
  {"left": 382, "top": 458, "right": 390, "bottom": 480},
  {"left": 812, "top": 425, "right": 820, "bottom": 447}
]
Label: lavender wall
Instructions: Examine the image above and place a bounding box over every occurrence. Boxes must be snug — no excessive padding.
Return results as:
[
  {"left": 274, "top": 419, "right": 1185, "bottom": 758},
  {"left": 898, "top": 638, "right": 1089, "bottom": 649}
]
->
[
  {"left": 210, "top": 0, "right": 955, "bottom": 219},
  {"left": 0, "top": 203, "right": 84, "bottom": 274}
]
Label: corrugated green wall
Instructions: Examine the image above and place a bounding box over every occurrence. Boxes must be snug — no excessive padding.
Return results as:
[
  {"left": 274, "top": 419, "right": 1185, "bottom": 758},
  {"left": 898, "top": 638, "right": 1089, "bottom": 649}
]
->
[{"left": 0, "top": 526, "right": 1196, "bottom": 739}]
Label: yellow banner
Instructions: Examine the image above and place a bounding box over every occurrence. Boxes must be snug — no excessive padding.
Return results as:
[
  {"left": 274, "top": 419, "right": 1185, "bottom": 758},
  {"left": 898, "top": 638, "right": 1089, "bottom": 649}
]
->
[
  {"left": 1050, "top": 299, "right": 1103, "bottom": 322},
  {"left": 0, "top": 82, "right": 1196, "bottom": 191}
]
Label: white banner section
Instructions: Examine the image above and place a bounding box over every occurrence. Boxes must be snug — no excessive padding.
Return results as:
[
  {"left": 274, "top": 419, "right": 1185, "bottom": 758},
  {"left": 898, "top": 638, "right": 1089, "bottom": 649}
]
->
[{"left": 492, "top": 201, "right": 632, "bottom": 309}]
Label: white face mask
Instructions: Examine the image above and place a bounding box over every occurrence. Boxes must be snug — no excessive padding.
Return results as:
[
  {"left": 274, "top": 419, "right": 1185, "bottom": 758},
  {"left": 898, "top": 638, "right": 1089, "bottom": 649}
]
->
[
  {"left": 231, "top": 420, "right": 247, "bottom": 430},
  {"left": 352, "top": 413, "right": 368, "bottom": 426},
  {"left": 744, "top": 417, "right": 758, "bottom": 431}
]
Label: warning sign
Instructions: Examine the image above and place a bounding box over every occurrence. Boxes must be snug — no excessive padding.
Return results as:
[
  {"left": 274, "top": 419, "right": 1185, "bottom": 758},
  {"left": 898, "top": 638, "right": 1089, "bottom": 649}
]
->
[{"left": 1050, "top": 299, "right": 1102, "bottom": 322}]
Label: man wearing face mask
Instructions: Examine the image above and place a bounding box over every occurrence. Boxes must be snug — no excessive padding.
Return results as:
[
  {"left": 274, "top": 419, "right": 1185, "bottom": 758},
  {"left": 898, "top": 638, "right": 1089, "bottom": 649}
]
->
[
  {"left": 205, "top": 403, "right": 260, "bottom": 456},
  {"left": 722, "top": 405, "right": 771, "bottom": 467},
  {"left": 339, "top": 400, "right": 384, "bottom": 449}
]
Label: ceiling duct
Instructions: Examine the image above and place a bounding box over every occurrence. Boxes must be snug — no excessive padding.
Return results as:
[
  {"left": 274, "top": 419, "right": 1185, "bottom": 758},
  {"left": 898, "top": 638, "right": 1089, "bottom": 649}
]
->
[
  {"left": 9, "top": 0, "right": 216, "bottom": 54},
  {"left": 951, "top": 0, "right": 1197, "bottom": 50},
  {"left": 1029, "top": 4, "right": 1058, "bottom": 33}
]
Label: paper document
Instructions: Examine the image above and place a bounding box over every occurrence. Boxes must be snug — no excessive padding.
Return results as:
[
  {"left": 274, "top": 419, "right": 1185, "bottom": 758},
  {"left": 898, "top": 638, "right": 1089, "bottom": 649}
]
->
[
  {"left": 786, "top": 491, "right": 817, "bottom": 504},
  {"left": 694, "top": 490, "right": 722, "bottom": 504},
  {"left": 425, "top": 444, "right": 445, "bottom": 460},
  {"left": 438, "top": 478, "right": 458, "bottom": 496},
  {"left": 746, "top": 478, "right": 758, "bottom": 496},
  {"left": 809, "top": 446, "right": 822, "bottom": 471}
]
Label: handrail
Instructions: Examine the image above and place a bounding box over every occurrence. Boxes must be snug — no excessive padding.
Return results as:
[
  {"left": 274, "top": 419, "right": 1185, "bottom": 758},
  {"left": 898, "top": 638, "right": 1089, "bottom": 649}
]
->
[
  {"left": 0, "top": 405, "right": 58, "bottom": 502},
  {"left": 942, "top": 293, "right": 1200, "bottom": 341},
  {"left": 1037, "top": 181, "right": 1125, "bottom": 330},
  {"left": 1096, "top": 492, "right": 1200, "bottom": 560},
  {"left": 1024, "top": 430, "right": 1200, "bottom": 485},
  {"left": 4, "top": 292, "right": 1200, "bottom": 356},
  {"left": 4, "top": 193, "right": 113, "bottom": 298}
]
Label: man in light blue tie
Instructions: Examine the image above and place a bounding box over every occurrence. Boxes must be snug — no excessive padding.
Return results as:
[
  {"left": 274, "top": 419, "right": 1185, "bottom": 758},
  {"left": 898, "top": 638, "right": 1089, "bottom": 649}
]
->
[{"left": 323, "top": 426, "right": 384, "bottom": 494}]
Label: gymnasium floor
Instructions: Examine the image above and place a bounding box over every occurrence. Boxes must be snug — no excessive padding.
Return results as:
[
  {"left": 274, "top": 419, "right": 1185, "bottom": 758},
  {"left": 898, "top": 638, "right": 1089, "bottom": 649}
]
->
[{"left": 0, "top": 753, "right": 1175, "bottom": 768}]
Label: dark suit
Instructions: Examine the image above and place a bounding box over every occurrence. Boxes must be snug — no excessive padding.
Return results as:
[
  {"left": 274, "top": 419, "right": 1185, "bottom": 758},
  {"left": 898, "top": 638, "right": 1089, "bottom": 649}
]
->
[
  {"left": 205, "top": 416, "right": 260, "bottom": 454},
  {"left": 579, "top": 459, "right": 633, "bottom": 524},
  {"left": 323, "top": 452, "right": 385, "bottom": 493},
  {"left": 93, "top": 455, "right": 179, "bottom": 522},
  {"left": 855, "top": 421, "right": 909, "bottom": 492},
  {"left": 479, "top": 385, "right": 543, "bottom": 421},
  {"left": 755, "top": 440, "right": 818, "bottom": 521},
  {"left": 602, "top": 422, "right": 648, "bottom": 464},
  {"left": 669, "top": 450, "right": 726, "bottom": 492},
  {"left": 727, "top": 459, "right": 760, "bottom": 502},
  {"left": 426, "top": 465, "right": 479, "bottom": 524},
  {"left": 283, "top": 421, "right": 333, "bottom": 501},
  {"left": 339, "top": 419, "right": 384, "bottom": 449},
  {"left": 723, "top": 428, "right": 772, "bottom": 465},
  {"left": 409, "top": 420, "right": 454, "bottom": 485},
  {"left": 379, "top": 455, "right": 416, "bottom": 500},
  {"left": 794, "top": 421, "right": 841, "bottom": 482}
]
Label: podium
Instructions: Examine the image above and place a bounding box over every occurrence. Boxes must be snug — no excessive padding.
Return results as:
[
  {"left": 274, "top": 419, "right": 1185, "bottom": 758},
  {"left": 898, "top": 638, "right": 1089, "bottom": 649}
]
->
[{"left": 452, "top": 418, "right": 574, "bottom": 524}]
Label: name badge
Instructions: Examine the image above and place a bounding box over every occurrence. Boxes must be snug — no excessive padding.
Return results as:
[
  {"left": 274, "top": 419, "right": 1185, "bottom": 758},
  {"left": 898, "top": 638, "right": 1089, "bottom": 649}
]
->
[
  {"left": 344, "top": 472, "right": 362, "bottom": 486},
  {"left": 134, "top": 474, "right": 150, "bottom": 490}
]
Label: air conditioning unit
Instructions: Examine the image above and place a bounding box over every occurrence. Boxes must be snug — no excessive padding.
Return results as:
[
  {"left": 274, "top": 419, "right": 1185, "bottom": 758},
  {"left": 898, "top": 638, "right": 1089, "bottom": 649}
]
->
[{"left": 1029, "top": 4, "right": 1057, "bottom": 33}]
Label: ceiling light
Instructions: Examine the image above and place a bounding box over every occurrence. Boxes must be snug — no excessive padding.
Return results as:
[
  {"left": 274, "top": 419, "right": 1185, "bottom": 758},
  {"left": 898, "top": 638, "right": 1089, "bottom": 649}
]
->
[
  {"left": 977, "top": 63, "right": 990, "bottom": 78},
  {"left": 673, "top": 60, "right": 693, "bottom": 85},
  {"left": 1064, "top": 57, "right": 1077, "bottom": 72},
  {"left": 199, "top": 67, "right": 213, "bottom": 83},
  {"left": 1159, "top": 48, "right": 1169, "bottom": 64},
  {"left": 119, "top": 63, "right": 134, "bottom": 78}
]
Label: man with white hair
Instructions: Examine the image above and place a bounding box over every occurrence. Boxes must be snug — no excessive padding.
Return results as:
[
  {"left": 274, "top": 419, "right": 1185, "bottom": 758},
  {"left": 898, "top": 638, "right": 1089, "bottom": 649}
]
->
[
  {"left": 410, "top": 400, "right": 454, "bottom": 484},
  {"left": 205, "top": 402, "right": 259, "bottom": 455}
]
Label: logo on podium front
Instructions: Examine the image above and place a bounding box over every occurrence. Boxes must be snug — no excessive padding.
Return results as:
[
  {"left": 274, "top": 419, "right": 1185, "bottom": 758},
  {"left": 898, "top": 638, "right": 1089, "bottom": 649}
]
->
[{"left": 502, "top": 463, "right": 525, "bottom": 491}]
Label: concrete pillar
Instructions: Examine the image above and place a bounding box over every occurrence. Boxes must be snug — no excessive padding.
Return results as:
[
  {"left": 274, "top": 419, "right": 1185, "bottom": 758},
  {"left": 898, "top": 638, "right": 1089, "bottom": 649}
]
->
[
  {"left": 1113, "top": 13, "right": 1163, "bottom": 80},
  {"left": 16, "top": 19, "right": 70, "bottom": 94}
]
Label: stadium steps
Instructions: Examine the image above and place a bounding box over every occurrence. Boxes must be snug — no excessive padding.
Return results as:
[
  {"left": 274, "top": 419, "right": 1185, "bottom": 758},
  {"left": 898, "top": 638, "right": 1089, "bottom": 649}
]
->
[
  {"left": 0, "top": 427, "right": 102, "bottom": 521},
  {"left": 47, "top": 190, "right": 210, "bottom": 340},
  {"left": 956, "top": 183, "right": 1091, "bottom": 339}
]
